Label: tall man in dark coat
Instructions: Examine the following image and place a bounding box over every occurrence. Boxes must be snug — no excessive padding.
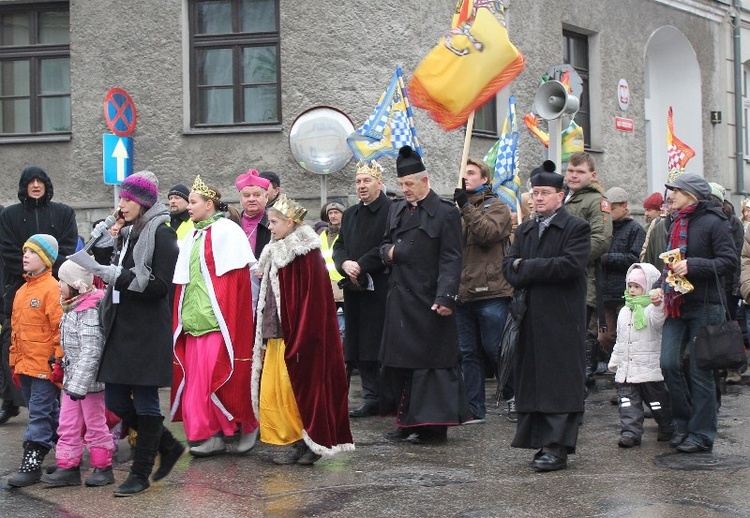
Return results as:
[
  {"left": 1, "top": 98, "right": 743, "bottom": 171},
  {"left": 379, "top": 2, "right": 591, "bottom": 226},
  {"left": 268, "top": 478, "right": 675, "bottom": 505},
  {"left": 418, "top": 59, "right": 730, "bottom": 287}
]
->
[
  {"left": 333, "top": 160, "right": 392, "bottom": 418},
  {"left": 379, "top": 146, "right": 468, "bottom": 445},
  {"left": 502, "top": 161, "right": 591, "bottom": 472},
  {"left": 0, "top": 166, "right": 78, "bottom": 424}
]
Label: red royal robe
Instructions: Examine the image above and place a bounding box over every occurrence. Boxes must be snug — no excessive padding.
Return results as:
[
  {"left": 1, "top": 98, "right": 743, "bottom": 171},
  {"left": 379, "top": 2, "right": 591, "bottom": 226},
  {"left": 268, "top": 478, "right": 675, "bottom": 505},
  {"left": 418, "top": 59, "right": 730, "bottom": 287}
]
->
[{"left": 171, "top": 226, "right": 257, "bottom": 429}]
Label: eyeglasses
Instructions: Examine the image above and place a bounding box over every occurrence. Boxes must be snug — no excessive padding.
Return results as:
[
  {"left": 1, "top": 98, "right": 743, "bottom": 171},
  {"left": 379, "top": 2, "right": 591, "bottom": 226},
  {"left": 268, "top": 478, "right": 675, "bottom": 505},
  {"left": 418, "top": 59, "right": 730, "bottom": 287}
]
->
[{"left": 531, "top": 189, "right": 559, "bottom": 198}]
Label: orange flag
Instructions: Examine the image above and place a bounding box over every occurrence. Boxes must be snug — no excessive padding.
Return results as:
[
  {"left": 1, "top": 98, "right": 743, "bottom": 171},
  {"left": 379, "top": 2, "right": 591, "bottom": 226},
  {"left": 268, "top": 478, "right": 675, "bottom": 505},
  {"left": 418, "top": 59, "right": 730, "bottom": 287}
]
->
[
  {"left": 666, "top": 106, "right": 695, "bottom": 173},
  {"left": 408, "top": 0, "right": 525, "bottom": 131}
]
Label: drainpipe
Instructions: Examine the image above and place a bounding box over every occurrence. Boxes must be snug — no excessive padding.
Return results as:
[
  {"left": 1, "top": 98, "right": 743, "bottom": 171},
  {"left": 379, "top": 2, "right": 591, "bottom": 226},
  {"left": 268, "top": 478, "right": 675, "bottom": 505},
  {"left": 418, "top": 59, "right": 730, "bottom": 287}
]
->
[{"left": 733, "top": 0, "right": 744, "bottom": 193}]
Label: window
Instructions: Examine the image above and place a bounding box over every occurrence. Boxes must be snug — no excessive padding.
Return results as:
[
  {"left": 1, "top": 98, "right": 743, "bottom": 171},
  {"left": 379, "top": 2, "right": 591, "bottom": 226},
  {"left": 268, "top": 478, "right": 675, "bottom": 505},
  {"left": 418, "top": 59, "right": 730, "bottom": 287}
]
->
[
  {"left": 473, "top": 96, "right": 498, "bottom": 137},
  {"left": 0, "top": 4, "right": 70, "bottom": 136},
  {"left": 189, "top": 0, "right": 280, "bottom": 129},
  {"left": 563, "top": 30, "right": 590, "bottom": 148}
]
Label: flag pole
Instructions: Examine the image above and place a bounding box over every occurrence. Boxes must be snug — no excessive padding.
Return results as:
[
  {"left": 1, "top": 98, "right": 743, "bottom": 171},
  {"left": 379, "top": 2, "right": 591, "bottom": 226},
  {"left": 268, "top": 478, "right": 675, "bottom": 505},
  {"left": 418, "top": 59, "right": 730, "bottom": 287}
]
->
[{"left": 458, "top": 111, "right": 475, "bottom": 187}]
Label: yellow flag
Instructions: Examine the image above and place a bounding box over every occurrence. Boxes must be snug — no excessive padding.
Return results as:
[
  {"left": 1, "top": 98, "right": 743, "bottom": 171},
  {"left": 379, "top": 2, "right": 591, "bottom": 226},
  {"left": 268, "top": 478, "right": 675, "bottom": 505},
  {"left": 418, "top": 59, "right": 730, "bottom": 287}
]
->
[{"left": 408, "top": 0, "right": 525, "bottom": 131}]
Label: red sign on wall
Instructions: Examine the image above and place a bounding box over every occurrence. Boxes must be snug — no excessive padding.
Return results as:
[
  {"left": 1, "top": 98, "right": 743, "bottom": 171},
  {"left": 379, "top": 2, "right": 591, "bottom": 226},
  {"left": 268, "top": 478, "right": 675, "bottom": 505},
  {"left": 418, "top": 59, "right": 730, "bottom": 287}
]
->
[{"left": 615, "top": 117, "right": 634, "bottom": 133}]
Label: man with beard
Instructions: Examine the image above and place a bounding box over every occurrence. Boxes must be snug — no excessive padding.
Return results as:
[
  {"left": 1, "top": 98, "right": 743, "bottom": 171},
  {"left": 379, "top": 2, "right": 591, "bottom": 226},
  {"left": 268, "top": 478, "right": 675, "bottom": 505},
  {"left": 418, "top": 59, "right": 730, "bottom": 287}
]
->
[
  {"left": 379, "top": 147, "right": 468, "bottom": 444},
  {"left": 333, "top": 161, "right": 392, "bottom": 418},
  {"left": 0, "top": 166, "right": 78, "bottom": 425},
  {"left": 320, "top": 201, "right": 346, "bottom": 342},
  {"left": 167, "top": 184, "right": 194, "bottom": 241}
]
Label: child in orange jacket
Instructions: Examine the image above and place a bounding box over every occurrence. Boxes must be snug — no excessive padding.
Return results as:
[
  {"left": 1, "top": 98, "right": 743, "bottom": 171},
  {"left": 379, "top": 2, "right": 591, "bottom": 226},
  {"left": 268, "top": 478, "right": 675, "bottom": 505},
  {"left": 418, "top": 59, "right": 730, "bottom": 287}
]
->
[{"left": 7, "top": 234, "right": 63, "bottom": 488}]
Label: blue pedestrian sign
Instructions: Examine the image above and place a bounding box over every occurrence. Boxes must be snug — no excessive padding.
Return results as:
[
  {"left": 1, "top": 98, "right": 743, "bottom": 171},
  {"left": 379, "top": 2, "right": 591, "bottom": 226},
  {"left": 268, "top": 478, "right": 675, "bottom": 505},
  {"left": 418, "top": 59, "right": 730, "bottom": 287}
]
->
[{"left": 103, "top": 134, "right": 133, "bottom": 185}]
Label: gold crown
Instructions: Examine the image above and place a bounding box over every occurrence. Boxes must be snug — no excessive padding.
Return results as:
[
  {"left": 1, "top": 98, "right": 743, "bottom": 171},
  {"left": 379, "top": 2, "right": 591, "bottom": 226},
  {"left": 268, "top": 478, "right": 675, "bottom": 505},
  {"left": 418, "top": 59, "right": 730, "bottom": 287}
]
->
[
  {"left": 355, "top": 159, "right": 383, "bottom": 180},
  {"left": 192, "top": 175, "right": 219, "bottom": 201},
  {"left": 272, "top": 194, "right": 307, "bottom": 223}
]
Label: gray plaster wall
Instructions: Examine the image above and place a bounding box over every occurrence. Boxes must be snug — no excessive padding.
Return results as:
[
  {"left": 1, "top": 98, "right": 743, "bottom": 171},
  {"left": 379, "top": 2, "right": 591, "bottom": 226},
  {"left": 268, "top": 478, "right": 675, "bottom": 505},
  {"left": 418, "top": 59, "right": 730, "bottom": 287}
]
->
[{"left": 0, "top": 0, "right": 735, "bottom": 230}]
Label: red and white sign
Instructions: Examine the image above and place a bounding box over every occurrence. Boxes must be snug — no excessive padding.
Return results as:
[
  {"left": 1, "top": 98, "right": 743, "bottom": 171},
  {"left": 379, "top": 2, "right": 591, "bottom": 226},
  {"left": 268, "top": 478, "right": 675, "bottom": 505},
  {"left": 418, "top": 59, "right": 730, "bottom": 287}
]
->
[
  {"left": 615, "top": 117, "right": 634, "bottom": 132},
  {"left": 618, "top": 79, "right": 630, "bottom": 111}
]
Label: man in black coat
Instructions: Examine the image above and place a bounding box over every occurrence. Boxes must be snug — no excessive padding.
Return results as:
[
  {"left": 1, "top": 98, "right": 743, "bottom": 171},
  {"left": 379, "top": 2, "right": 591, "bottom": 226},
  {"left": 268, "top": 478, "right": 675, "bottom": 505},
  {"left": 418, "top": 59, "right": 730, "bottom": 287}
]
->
[
  {"left": 379, "top": 146, "right": 468, "bottom": 445},
  {"left": 0, "top": 166, "right": 78, "bottom": 424},
  {"left": 502, "top": 162, "right": 591, "bottom": 472},
  {"left": 333, "top": 160, "right": 392, "bottom": 418}
]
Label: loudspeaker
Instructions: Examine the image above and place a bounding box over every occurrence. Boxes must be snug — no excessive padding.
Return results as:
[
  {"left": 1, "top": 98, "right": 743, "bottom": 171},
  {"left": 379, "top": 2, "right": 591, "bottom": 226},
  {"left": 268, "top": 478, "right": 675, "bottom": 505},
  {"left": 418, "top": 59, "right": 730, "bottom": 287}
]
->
[{"left": 534, "top": 80, "right": 580, "bottom": 120}]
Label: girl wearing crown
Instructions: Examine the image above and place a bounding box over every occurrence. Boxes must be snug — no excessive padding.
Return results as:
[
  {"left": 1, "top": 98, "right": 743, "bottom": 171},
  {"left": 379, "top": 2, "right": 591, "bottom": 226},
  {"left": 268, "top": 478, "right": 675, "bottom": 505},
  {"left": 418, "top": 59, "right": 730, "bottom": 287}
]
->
[
  {"left": 252, "top": 194, "right": 354, "bottom": 465},
  {"left": 171, "top": 176, "right": 259, "bottom": 457}
]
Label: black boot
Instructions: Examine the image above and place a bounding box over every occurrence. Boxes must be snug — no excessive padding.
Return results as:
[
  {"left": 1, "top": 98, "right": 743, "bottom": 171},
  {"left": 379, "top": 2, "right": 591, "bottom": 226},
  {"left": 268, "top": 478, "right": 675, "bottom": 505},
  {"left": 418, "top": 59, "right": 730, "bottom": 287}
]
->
[
  {"left": 0, "top": 400, "right": 20, "bottom": 425},
  {"left": 152, "top": 426, "right": 185, "bottom": 482},
  {"left": 584, "top": 340, "right": 596, "bottom": 387},
  {"left": 40, "top": 465, "right": 81, "bottom": 487},
  {"left": 8, "top": 442, "right": 48, "bottom": 487},
  {"left": 113, "top": 415, "right": 163, "bottom": 497}
]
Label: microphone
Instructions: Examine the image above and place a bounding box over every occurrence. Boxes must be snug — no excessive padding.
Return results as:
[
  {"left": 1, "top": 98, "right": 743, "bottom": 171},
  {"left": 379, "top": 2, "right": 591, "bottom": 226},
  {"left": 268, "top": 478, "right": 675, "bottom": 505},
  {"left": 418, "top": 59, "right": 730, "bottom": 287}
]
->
[{"left": 82, "top": 215, "right": 117, "bottom": 254}]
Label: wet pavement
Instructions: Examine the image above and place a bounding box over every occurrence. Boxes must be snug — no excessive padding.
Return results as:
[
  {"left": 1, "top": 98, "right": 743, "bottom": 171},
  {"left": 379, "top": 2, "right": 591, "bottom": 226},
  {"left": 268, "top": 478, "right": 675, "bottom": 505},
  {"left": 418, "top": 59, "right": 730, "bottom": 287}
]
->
[{"left": 1, "top": 373, "right": 749, "bottom": 517}]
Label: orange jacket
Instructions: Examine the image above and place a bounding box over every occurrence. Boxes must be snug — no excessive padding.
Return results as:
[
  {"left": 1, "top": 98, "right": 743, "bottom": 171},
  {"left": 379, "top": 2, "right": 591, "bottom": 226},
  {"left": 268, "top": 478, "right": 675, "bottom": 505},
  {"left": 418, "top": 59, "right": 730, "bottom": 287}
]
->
[{"left": 10, "top": 269, "right": 63, "bottom": 379}]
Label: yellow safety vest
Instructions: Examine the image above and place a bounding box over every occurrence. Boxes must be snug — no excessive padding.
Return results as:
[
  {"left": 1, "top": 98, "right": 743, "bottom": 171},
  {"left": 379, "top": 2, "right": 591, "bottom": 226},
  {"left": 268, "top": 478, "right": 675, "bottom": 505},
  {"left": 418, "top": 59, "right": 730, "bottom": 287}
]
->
[{"left": 319, "top": 231, "right": 344, "bottom": 282}]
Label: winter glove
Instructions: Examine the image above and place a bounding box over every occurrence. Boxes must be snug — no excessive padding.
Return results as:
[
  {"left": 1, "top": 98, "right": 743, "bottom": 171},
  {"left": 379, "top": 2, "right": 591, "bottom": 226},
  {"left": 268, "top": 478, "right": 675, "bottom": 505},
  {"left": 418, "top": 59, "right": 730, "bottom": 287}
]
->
[
  {"left": 93, "top": 231, "right": 115, "bottom": 249},
  {"left": 50, "top": 358, "right": 64, "bottom": 384},
  {"left": 94, "top": 264, "right": 123, "bottom": 285},
  {"left": 453, "top": 188, "right": 469, "bottom": 209},
  {"left": 11, "top": 368, "right": 20, "bottom": 389},
  {"left": 89, "top": 220, "right": 110, "bottom": 242},
  {"left": 67, "top": 392, "right": 86, "bottom": 401}
]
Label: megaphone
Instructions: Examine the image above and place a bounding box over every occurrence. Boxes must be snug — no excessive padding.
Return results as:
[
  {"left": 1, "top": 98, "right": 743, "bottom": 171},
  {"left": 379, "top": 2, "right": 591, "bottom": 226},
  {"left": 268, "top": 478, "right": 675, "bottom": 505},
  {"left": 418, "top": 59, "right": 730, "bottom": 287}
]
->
[{"left": 534, "top": 80, "right": 579, "bottom": 120}]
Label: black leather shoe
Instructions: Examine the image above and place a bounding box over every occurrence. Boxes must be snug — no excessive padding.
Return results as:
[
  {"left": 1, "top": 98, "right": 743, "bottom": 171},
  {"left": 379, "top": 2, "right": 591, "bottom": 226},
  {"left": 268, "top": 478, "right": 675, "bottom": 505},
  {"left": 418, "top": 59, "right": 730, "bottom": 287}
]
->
[
  {"left": 383, "top": 427, "right": 415, "bottom": 442},
  {"left": 669, "top": 432, "right": 688, "bottom": 448},
  {"left": 532, "top": 452, "right": 567, "bottom": 472},
  {"left": 0, "top": 405, "right": 19, "bottom": 425},
  {"left": 349, "top": 402, "right": 378, "bottom": 418},
  {"left": 409, "top": 427, "right": 447, "bottom": 445},
  {"left": 676, "top": 439, "right": 711, "bottom": 453}
]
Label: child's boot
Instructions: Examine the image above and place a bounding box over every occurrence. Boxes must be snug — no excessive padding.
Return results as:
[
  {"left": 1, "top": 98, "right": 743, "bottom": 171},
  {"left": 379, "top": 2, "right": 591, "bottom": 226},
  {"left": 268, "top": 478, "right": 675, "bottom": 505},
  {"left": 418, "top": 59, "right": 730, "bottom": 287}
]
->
[
  {"left": 85, "top": 447, "right": 115, "bottom": 487},
  {"left": 8, "top": 442, "right": 49, "bottom": 487},
  {"left": 41, "top": 465, "right": 81, "bottom": 487}
]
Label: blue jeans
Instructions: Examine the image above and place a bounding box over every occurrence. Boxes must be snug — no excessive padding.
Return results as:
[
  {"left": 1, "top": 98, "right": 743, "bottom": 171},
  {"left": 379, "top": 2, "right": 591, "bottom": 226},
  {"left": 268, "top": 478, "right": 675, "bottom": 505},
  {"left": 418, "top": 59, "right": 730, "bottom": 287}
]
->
[
  {"left": 19, "top": 375, "right": 60, "bottom": 450},
  {"left": 456, "top": 297, "right": 510, "bottom": 419},
  {"left": 105, "top": 383, "right": 162, "bottom": 418},
  {"left": 660, "top": 303, "right": 723, "bottom": 448}
]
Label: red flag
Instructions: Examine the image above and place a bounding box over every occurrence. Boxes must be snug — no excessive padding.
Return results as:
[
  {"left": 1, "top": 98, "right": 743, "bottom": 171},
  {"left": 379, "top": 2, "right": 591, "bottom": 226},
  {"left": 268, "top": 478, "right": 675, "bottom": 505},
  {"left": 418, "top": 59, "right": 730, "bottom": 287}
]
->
[{"left": 666, "top": 106, "right": 695, "bottom": 173}]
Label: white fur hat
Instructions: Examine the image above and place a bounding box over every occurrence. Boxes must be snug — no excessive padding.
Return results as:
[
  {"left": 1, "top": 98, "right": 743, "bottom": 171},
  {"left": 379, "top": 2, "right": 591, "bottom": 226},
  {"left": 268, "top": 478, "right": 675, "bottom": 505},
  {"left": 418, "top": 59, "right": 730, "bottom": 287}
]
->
[{"left": 58, "top": 260, "right": 94, "bottom": 292}]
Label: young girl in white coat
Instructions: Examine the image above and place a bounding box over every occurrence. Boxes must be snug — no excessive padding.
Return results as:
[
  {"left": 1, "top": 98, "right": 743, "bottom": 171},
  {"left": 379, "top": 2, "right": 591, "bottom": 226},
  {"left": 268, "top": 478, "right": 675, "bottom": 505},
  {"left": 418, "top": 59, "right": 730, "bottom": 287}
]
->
[{"left": 608, "top": 263, "right": 674, "bottom": 447}]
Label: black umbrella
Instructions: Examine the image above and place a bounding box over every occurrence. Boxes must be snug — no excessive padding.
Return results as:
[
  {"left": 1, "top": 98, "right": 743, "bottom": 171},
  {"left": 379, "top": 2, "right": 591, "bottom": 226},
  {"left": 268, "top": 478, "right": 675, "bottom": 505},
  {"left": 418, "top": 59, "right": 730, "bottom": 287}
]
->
[{"left": 496, "top": 289, "right": 526, "bottom": 405}]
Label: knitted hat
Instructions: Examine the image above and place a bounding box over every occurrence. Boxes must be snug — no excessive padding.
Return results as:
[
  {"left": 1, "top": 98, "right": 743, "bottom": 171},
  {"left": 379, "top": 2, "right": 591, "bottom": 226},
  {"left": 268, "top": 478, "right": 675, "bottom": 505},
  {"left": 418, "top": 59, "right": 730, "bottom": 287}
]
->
[
  {"left": 530, "top": 160, "right": 563, "bottom": 189},
  {"left": 23, "top": 234, "right": 58, "bottom": 269},
  {"left": 236, "top": 168, "right": 270, "bottom": 191},
  {"left": 709, "top": 182, "right": 725, "bottom": 202},
  {"left": 665, "top": 172, "right": 711, "bottom": 201},
  {"left": 121, "top": 171, "right": 159, "bottom": 208},
  {"left": 627, "top": 267, "right": 648, "bottom": 292},
  {"left": 58, "top": 260, "right": 93, "bottom": 292},
  {"left": 605, "top": 187, "right": 628, "bottom": 204},
  {"left": 396, "top": 146, "right": 426, "bottom": 177},
  {"left": 168, "top": 184, "right": 190, "bottom": 202},
  {"left": 643, "top": 192, "right": 663, "bottom": 211}
]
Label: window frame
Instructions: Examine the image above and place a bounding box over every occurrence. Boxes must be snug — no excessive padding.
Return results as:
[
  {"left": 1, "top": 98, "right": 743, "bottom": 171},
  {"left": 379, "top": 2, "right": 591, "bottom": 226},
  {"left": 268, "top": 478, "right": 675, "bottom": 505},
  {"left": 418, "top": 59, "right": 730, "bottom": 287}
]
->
[
  {"left": 0, "top": 2, "right": 71, "bottom": 138},
  {"left": 188, "top": 0, "right": 281, "bottom": 131},
  {"left": 472, "top": 96, "right": 499, "bottom": 137},
  {"left": 562, "top": 29, "right": 591, "bottom": 149}
]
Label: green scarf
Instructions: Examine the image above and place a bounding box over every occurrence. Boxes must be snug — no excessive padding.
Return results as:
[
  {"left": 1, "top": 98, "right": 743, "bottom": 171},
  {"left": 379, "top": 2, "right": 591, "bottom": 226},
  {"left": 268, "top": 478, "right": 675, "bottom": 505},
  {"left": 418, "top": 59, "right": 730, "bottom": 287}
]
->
[
  {"left": 194, "top": 212, "right": 224, "bottom": 230},
  {"left": 623, "top": 292, "right": 651, "bottom": 330}
]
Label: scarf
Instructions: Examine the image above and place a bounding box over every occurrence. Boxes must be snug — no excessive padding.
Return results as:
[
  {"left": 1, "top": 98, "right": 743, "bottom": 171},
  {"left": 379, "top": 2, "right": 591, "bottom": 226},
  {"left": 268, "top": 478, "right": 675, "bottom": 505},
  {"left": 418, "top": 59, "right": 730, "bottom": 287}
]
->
[
  {"left": 194, "top": 212, "right": 223, "bottom": 230},
  {"left": 60, "top": 287, "right": 96, "bottom": 313},
  {"left": 662, "top": 203, "right": 698, "bottom": 318},
  {"left": 126, "top": 203, "right": 170, "bottom": 293},
  {"left": 623, "top": 292, "right": 651, "bottom": 330}
]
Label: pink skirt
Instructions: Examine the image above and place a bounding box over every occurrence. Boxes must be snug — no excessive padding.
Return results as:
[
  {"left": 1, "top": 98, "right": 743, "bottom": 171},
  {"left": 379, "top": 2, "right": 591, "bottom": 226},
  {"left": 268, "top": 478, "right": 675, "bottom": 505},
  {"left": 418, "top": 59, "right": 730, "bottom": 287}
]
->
[{"left": 181, "top": 332, "right": 242, "bottom": 441}]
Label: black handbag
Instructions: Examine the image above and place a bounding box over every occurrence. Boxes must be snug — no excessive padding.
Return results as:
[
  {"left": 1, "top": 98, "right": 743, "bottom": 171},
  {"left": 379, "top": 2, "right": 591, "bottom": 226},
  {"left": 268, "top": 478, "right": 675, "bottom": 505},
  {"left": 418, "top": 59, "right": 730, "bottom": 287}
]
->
[{"left": 694, "top": 265, "right": 748, "bottom": 370}]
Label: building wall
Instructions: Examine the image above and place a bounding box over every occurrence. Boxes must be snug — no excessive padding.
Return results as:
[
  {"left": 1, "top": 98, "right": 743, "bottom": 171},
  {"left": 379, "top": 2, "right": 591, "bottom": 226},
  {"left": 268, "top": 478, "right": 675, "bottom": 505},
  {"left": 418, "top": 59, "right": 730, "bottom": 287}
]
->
[{"left": 0, "top": 0, "right": 743, "bottom": 230}]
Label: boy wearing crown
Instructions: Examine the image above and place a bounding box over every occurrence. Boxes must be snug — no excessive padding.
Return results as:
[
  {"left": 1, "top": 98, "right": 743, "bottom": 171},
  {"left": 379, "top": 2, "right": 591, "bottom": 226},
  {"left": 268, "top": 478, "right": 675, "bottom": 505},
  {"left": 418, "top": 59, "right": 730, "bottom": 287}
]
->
[{"left": 251, "top": 195, "right": 354, "bottom": 466}]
